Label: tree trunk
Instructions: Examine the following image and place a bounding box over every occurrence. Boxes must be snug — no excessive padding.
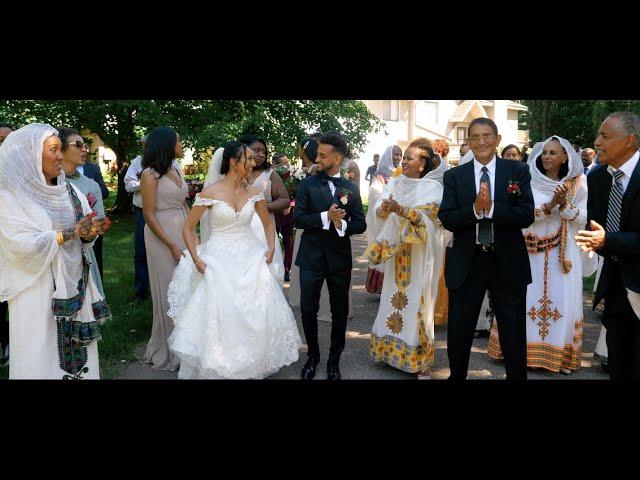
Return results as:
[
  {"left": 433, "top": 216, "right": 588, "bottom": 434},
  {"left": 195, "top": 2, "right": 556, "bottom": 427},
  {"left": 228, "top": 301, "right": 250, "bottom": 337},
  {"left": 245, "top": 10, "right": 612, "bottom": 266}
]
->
[
  {"left": 541, "top": 100, "right": 550, "bottom": 139},
  {"left": 108, "top": 142, "right": 133, "bottom": 214}
]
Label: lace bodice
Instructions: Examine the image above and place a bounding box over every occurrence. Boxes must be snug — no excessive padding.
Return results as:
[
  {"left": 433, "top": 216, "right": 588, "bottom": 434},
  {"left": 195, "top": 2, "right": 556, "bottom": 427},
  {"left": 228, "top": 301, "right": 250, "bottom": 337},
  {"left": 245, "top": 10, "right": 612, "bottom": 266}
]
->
[{"left": 194, "top": 192, "right": 264, "bottom": 234}]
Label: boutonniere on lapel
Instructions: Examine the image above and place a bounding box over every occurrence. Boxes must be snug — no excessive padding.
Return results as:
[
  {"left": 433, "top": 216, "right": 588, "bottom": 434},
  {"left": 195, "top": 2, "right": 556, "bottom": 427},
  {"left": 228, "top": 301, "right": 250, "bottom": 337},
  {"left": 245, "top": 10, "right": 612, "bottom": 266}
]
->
[
  {"left": 338, "top": 188, "right": 352, "bottom": 206},
  {"left": 507, "top": 180, "right": 523, "bottom": 197}
]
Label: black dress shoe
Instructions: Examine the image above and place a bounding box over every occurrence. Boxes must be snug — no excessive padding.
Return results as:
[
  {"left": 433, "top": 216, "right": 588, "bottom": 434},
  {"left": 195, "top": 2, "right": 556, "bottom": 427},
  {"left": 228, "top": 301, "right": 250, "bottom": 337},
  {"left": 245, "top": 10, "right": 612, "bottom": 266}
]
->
[
  {"left": 301, "top": 356, "right": 320, "bottom": 380},
  {"left": 284, "top": 272, "right": 290, "bottom": 282},
  {"left": 327, "top": 363, "right": 341, "bottom": 381}
]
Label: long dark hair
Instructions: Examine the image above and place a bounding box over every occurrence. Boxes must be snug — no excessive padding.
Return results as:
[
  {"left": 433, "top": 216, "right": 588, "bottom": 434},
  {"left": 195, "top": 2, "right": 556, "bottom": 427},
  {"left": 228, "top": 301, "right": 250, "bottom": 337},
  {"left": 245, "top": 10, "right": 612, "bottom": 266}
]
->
[
  {"left": 142, "top": 126, "right": 178, "bottom": 177},
  {"left": 238, "top": 134, "right": 268, "bottom": 171},
  {"left": 221, "top": 141, "right": 249, "bottom": 175}
]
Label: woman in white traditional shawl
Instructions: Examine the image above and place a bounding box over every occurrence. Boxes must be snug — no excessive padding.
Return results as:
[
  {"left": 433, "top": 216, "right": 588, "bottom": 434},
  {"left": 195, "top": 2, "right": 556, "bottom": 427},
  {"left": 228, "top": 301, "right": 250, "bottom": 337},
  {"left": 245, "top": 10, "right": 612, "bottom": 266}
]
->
[
  {"left": 365, "top": 139, "right": 447, "bottom": 378},
  {"left": 0, "top": 124, "right": 111, "bottom": 379},
  {"left": 365, "top": 144, "right": 402, "bottom": 294},
  {"left": 488, "top": 135, "right": 594, "bottom": 374}
]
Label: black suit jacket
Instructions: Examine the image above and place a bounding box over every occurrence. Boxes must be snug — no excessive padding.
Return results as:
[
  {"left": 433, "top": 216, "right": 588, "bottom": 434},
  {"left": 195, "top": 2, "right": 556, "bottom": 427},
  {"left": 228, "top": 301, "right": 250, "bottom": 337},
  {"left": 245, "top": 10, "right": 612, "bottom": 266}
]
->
[
  {"left": 438, "top": 157, "right": 535, "bottom": 290},
  {"left": 294, "top": 174, "right": 366, "bottom": 273},
  {"left": 83, "top": 162, "right": 109, "bottom": 200},
  {"left": 588, "top": 157, "right": 640, "bottom": 306}
]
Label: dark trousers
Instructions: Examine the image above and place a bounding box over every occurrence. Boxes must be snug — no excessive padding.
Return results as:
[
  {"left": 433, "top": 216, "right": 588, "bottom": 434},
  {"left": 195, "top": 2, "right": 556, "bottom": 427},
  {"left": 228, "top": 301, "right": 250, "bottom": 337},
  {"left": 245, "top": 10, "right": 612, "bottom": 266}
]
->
[
  {"left": 447, "top": 248, "right": 528, "bottom": 381},
  {"left": 275, "top": 209, "right": 294, "bottom": 273},
  {"left": 134, "top": 207, "right": 150, "bottom": 298},
  {"left": 299, "top": 267, "right": 351, "bottom": 365},
  {"left": 281, "top": 224, "right": 294, "bottom": 274},
  {"left": 0, "top": 301, "right": 8, "bottom": 349},
  {"left": 601, "top": 265, "right": 640, "bottom": 381}
]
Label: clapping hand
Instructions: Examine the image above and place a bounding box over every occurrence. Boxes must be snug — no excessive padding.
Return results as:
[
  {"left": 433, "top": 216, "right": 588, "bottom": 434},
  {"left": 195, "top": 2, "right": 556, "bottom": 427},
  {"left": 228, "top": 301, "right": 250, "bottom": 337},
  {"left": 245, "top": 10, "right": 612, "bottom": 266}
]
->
[
  {"left": 475, "top": 182, "right": 492, "bottom": 214},
  {"left": 328, "top": 203, "right": 346, "bottom": 229},
  {"left": 75, "top": 211, "right": 98, "bottom": 240},
  {"left": 381, "top": 194, "right": 402, "bottom": 215},
  {"left": 90, "top": 216, "right": 111, "bottom": 237},
  {"left": 552, "top": 183, "right": 569, "bottom": 209},
  {"left": 576, "top": 220, "right": 606, "bottom": 252}
]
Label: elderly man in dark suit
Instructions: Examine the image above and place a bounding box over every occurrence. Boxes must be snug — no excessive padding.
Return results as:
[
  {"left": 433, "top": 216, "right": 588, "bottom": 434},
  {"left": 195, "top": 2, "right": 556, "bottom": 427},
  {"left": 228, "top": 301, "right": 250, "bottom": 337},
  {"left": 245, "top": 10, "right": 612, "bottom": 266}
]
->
[
  {"left": 438, "top": 118, "right": 535, "bottom": 381},
  {"left": 577, "top": 111, "right": 640, "bottom": 381}
]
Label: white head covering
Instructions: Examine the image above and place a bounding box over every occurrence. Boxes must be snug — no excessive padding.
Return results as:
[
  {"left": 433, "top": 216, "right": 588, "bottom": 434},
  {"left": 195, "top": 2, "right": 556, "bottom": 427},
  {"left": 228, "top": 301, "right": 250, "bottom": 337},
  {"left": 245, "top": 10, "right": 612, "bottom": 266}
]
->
[
  {"left": 376, "top": 145, "right": 399, "bottom": 179},
  {"left": 528, "top": 135, "right": 583, "bottom": 194},
  {"left": 0, "top": 124, "right": 86, "bottom": 301},
  {"left": 199, "top": 147, "right": 225, "bottom": 243}
]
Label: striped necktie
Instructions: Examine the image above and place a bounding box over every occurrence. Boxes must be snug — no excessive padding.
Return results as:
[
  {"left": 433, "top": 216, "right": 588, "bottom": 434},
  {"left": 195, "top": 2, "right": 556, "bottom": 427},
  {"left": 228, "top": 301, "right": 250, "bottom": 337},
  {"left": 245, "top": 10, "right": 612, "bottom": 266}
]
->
[{"left": 606, "top": 167, "right": 625, "bottom": 232}]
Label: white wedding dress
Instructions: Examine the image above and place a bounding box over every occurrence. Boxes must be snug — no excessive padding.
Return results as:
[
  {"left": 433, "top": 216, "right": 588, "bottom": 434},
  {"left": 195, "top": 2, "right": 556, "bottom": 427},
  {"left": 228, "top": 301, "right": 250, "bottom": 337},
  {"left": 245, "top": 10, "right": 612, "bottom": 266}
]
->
[{"left": 167, "top": 191, "right": 301, "bottom": 379}]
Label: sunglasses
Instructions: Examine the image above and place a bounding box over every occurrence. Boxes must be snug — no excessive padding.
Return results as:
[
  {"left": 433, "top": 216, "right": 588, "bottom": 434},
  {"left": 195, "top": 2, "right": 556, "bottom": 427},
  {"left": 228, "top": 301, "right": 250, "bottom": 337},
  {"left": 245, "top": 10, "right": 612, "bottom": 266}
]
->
[{"left": 67, "top": 140, "right": 87, "bottom": 149}]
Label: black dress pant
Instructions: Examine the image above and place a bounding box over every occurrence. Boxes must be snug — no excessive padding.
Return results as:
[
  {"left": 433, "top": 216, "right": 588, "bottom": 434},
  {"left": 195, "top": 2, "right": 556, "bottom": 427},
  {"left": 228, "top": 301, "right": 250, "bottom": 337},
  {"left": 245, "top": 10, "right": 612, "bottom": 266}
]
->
[
  {"left": 601, "top": 263, "right": 640, "bottom": 382},
  {"left": 447, "top": 247, "right": 528, "bottom": 381},
  {"left": 299, "top": 267, "right": 351, "bottom": 364}
]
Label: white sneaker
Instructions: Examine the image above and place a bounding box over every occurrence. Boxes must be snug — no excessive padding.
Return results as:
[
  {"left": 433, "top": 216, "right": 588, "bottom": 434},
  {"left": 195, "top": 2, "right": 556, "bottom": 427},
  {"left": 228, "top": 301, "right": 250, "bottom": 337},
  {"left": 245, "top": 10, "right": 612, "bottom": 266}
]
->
[{"left": 560, "top": 368, "right": 571, "bottom": 375}]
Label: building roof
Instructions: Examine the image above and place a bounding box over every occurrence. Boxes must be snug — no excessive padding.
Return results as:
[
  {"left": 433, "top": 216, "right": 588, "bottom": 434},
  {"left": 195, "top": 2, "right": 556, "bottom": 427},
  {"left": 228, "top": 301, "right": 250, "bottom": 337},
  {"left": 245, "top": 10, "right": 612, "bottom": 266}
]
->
[{"left": 449, "top": 100, "right": 489, "bottom": 123}]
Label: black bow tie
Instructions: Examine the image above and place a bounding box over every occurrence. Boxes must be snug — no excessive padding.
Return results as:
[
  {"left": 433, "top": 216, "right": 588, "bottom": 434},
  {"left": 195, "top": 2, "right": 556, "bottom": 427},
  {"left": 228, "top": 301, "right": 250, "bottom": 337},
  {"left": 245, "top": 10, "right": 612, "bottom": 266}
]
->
[{"left": 318, "top": 171, "right": 342, "bottom": 187}]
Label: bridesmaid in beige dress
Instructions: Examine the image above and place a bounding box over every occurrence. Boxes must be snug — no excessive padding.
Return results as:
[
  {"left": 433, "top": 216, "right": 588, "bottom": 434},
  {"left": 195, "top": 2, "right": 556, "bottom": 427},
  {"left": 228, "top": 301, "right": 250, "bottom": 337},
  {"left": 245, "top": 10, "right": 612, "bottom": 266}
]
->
[{"left": 140, "top": 127, "right": 189, "bottom": 371}]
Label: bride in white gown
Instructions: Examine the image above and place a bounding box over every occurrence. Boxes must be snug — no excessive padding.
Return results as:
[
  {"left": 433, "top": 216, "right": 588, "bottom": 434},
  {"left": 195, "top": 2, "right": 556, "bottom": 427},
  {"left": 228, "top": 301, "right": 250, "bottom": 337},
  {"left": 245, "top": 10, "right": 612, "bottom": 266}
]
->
[{"left": 167, "top": 143, "right": 301, "bottom": 379}]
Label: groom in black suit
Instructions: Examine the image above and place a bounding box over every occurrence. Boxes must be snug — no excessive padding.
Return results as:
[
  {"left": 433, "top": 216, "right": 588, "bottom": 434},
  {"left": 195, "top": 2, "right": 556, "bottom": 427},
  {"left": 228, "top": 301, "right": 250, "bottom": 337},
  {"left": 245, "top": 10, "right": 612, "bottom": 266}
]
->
[
  {"left": 576, "top": 112, "right": 640, "bottom": 381},
  {"left": 293, "top": 132, "right": 366, "bottom": 380},
  {"left": 438, "top": 118, "right": 534, "bottom": 381}
]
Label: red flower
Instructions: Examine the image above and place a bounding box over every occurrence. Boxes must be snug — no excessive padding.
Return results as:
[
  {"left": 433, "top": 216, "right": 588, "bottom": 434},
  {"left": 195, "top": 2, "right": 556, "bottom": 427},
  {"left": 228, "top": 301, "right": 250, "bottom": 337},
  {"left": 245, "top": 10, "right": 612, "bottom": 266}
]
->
[{"left": 507, "top": 180, "right": 522, "bottom": 196}]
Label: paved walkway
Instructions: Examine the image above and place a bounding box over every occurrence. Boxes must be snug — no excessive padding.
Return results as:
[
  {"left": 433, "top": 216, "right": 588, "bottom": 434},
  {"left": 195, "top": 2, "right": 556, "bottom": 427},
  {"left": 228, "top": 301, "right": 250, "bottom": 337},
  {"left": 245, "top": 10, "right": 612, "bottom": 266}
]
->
[{"left": 118, "top": 234, "right": 608, "bottom": 380}]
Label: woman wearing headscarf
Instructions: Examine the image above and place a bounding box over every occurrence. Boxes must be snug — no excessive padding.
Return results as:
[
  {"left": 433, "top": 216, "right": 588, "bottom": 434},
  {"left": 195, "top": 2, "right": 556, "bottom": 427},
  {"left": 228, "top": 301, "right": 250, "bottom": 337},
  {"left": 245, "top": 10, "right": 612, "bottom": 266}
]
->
[
  {"left": 488, "top": 135, "right": 591, "bottom": 374},
  {"left": 0, "top": 124, "right": 110, "bottom": 379},
  {"left": 365, "top": 138, "right": 448, "bottom": 379},
  {"left": 365, "top": 145, "right": 402, "bottom": 294}
]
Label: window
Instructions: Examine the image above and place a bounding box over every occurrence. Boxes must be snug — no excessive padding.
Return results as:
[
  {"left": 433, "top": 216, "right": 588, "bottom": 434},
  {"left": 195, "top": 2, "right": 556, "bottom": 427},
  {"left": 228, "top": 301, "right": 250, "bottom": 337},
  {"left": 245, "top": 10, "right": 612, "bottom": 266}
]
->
[
  {"left": 422, "top": 101, "right": 438, "bottom": 124},
  {"left": 382, "top": 100, "right": 399, "bottom": 121},
  {"left": 457, "top": 127, "right": 466, "bottom": 145}
]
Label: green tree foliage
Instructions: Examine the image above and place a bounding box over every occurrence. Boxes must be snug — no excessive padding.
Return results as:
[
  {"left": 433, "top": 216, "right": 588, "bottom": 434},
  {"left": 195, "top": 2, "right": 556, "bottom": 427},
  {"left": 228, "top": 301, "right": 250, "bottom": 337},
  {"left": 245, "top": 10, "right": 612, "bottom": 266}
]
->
[
  {"left": 520, "top": 100, "right": 640, "bottom": 147},
  {"left": 0, "top": 100, "right": 382, "bottom": 212}
]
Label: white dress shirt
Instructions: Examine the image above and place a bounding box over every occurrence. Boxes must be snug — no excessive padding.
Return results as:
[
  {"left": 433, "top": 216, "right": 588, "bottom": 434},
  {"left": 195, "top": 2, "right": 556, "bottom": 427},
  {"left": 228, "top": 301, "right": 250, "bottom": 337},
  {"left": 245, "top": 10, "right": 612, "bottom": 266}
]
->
[
  {"left": 472, "top": 156, "right": 496, "bottom": 244},
  {"left": 608, "top": 150, "right": 639, "bottom": 194},
  {"left": 125, "top": 156, "right": 181, "bottom": 208},
  {"left": 320, "top": 171, "right": 348, "bottom": 237}
]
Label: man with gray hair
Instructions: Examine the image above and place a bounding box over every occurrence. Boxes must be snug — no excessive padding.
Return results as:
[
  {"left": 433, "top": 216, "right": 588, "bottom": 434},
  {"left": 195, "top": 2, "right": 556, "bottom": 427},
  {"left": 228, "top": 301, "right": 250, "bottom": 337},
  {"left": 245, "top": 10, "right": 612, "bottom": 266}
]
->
[{"left": 576, "top": 111, "right": 640, "bottom": 381}]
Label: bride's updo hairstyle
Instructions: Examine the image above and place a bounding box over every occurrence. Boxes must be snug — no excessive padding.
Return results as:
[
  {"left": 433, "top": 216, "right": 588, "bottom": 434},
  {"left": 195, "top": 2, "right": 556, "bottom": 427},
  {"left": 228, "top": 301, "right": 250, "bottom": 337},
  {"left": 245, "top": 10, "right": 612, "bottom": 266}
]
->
[
  {"left": 221, "top": 140, "right": 249, "bottom": 175},
  {"left": 408, "top": 137, "right": 439, "bottom": 177}
]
